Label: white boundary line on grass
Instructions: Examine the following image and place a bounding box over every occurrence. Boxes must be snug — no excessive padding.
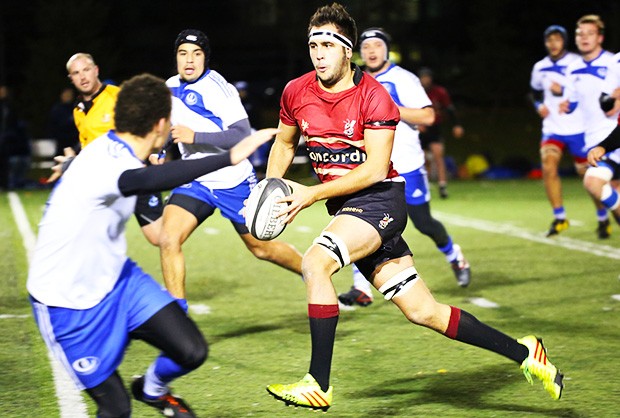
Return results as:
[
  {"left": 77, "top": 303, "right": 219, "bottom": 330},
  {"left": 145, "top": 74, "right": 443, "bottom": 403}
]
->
[
  {"left": 8, "top": 192, "right": 88, "bottom": 418},
  {"left": 435, "top": 211, "right": 620, "bottom": 260}
]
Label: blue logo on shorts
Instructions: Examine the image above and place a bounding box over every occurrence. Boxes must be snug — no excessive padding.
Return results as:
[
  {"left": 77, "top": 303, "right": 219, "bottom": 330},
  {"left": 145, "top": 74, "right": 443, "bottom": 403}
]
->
[{"left": 72, "top": 356, "right": 100, "bottom": 375}]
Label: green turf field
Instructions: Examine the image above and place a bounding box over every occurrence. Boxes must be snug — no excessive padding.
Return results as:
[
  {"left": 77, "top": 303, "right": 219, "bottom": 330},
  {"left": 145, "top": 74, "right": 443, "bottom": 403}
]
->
[{"left": 2, "top": 178, "right": 619, "bottom": 417}]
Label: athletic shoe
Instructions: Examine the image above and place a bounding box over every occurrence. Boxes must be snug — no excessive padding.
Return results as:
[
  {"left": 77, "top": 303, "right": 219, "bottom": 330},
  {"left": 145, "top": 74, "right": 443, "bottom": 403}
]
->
[
  {"left": 439, "top": 184, "right": 448, "bottom": 199},
  {"left": 131, "top": 375, "right": 196, "bottom": 418},
  {"left": 546, "top": 219, "right": 569, "bottom": 237},
  {"left": 338, "top": 286, "right": 373, "bottom": 307},
  {"left": 517, "top": 335, "right": 564, "bottom": 400},
  {"left": 597, "top": 219, "right": 611, "bottom": 239},
  {"left": 450, "top": 244, "right": 471, "bottom": 287},
  {"left": 266, "top": 373, "right": 333, "bottom": 411}
]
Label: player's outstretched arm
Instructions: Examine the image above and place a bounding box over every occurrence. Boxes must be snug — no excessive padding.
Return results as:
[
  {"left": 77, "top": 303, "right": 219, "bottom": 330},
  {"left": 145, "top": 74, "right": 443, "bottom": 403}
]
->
[
  {"left": 230, "top": 128, "right": 279, "bottom": 164},
  {"left": 118, "top": 128, "right": 277, "bottom": 196}
]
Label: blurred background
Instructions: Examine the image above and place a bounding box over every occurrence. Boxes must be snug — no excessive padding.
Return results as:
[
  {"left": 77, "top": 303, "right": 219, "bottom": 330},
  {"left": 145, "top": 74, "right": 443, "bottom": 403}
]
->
[{"left": 1, "top": 0, "right": 619, "bottom": 183}]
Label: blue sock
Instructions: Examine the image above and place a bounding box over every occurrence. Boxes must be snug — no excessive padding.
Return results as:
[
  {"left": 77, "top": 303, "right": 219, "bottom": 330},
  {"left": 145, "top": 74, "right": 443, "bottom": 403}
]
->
[
  {"left": 438, "top": 237, "right": 456, "bottom": 262},
  {"left": 597, "top": 208, "right": 609, "bottom": 221},
  {"left": 552, "top": 207, "right": 566, "bottom": 220}
]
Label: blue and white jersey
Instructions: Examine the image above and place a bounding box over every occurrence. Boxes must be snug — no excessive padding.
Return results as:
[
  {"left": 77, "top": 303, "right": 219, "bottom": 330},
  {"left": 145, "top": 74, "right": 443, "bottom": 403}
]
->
[
  {"left": 601, "top": 52, "right": 620, "bottom": 164},
  {"left": 530, "top": 52, "right": 583, "bottom": 136},
  {"left": 167, "top": 70, "right": 252, "bottom": 189},
  {"left": 27, "top": 132, "right": 142, "bottom": 309},
  {"left": 374, "top": 64, "right": 432, "bottom": 173},
  {"left": 565, "top": 50, "right": 619, "bottom": 147}
]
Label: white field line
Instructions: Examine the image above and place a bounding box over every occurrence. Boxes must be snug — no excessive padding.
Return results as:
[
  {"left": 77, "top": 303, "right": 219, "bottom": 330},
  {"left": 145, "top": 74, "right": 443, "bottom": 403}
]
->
[
  {"left": 8, "top": 192, "right": 88, "bottom": 417},
  {"left": 434, "top": 211, "right": 620, "bottom": 260}
]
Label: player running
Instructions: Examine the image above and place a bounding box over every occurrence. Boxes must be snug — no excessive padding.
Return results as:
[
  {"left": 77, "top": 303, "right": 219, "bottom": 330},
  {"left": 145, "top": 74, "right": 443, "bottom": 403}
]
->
[
  {"left": 529, "top": 25, "right": 586, "bottom": 236},
  {"left": 264, "top": 3, "right": 563, "bottom": 411},
  {"left": 339, "top": 27, "right": 471, "bottom": 307}
]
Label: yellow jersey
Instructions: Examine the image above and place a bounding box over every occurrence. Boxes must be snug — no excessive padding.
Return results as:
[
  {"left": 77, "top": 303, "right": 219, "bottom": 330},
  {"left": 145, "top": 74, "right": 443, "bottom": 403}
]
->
[{"left": 73, "top": 84, "right": 119, "bottom": 148}]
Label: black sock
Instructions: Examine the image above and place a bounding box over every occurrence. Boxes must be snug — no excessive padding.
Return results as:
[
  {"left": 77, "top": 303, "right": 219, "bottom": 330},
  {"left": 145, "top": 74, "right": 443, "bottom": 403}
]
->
[
  {"left": 446, "top": 306, "right": 528, "bottom": 364},
  {"left": 308, "top": 304, "right": 339, "bottom": 392}
]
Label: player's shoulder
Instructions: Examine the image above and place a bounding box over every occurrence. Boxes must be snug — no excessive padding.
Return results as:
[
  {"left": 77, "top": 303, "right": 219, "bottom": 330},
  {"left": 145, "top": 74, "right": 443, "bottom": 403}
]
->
[
  {"left": 102, "top": 84, "right": 120, "bottom": 98},
  {"left": 166, "top": 74, "right": 180, "bottom": 87}
]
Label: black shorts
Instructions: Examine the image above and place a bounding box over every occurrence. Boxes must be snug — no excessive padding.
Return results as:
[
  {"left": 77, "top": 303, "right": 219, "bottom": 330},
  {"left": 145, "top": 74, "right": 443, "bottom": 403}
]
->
[
  {"left": 134, "top": 192, "right": 164, "bottom": 227},
  {"left": 419, "top": 124, "right": 442, "bottom": 150},
  {"left": 326, "top": 182, "right": 412, "bottom": 279}
]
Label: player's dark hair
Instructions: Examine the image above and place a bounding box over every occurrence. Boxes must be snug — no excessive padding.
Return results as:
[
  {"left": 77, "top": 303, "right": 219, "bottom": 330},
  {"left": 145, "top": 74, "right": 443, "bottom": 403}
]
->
[
  {"left": 308, "top": 2, "right": 357, "bottom": 49},
  {"left": 115, "top": 74, "right": 171, "bottom": 137}
]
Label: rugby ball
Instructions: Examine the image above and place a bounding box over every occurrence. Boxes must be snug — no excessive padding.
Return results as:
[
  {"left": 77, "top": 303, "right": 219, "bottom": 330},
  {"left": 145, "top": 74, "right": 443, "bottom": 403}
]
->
[{"left": 245, "top": 178, "right": 291, "bottom": 241}]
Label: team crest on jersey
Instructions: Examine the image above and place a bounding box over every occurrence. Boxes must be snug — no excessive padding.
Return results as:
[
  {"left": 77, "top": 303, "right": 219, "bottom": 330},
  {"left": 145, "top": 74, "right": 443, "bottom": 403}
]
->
[
  {"left": 148, "top": 195, "right": 160, "bottom": 207},
  {"left": 102, "top": 113, "right": 111, "bottom": 123},
  {"left": 379, "top": 213, "right": 393, "bottom": 230},
  {"left": 343, "top": 119, "right": 356, "bottom": 138},
  {"left": 301, "top": 119, "right": 309, "bottom": 133},
  {"left": 596, "top": 67, "right": 607, "bottom": 78},
  {"left": 185, "top": 91, "right": 199, "bottom": 106}
]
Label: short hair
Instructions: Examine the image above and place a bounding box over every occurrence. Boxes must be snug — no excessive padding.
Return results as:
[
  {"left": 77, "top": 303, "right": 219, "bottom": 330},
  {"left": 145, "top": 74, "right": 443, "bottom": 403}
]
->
[
  {"left": 577, "top": 14, "right": 604, "bottom": 35},
  {"left": 114, "top": 74, "right": 171, "bottom": 137},
  {"left": 308, "top": 2, "right": 357, "bottom": 49},
  {"left": 66, "top": 53, "right": 96, "bottom": 72}
]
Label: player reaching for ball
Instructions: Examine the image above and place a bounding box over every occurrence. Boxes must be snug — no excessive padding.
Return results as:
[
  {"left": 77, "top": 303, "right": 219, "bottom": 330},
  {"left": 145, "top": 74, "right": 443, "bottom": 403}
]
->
[{"left": 264, "top": 3, "right": 564, "bottom": 411}]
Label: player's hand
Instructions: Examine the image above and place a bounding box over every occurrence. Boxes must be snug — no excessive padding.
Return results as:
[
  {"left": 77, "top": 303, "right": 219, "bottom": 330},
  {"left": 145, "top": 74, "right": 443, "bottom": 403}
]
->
[
  {"left": 148, "top": 153, "right": 165, "bottom": 165},
  {"left": 537, "top": 103, "right": 550, "bottom": 118},
  {"left": 558, "top": 100, "right": 570, "bottom": 114},
  {"left": 549, "top": 81, "right": 563, "bottom": 96},
  {"left": 587, "top": 146, "right": 606, "bottom": 167},
  {"left": 452, "top": 125, "right": 464, "bottom": 138},
  {"left": 230, "top": 128, "right": 279, "bottom": 165},
  {"left": 171, "top": 125, "right": 196, "bottom": 144},
  {"left": 276, "top": 180, "right": 316, "bottom": 224},
  {"left": 46, "top": 147, "right": 77, "bottom": 183}
]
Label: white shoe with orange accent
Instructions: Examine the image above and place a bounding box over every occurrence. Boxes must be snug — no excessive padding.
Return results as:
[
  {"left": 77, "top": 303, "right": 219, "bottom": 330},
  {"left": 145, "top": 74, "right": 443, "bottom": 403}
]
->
[
  {"left": 266, "top": 373, "right": 332, "bottom": 411},
  {"left": 517, "top": 335, "right": 564, "bottom": 400}
]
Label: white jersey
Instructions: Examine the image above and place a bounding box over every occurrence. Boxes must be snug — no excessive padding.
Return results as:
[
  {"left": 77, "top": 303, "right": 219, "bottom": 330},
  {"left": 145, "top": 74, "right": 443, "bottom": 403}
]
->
[
  {"left": 565, "top": 50, "right": 619, "bottom": 147},
  {"left": 27, "top": 132, "right": 142, "bottom": 309},
  {"left": 167, "top": 70, "right": 253, "bottom": 189},
  {"left": 530, "top": 52, "right": 583, "bottom": 135},
  {"left": 601, "top": 52, "right": 620, "bottom": 164},
  {"left": 374, "top": 64, "right": 432, "bottom": 173}
]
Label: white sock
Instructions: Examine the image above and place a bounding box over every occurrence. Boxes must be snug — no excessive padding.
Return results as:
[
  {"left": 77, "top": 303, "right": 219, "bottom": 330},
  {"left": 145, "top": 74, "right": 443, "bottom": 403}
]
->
[
  {"left": 143, "top": 363, "right": 168, "bottom": 398},
  {"left": 352, "top": 264, "right": 373, "bottom": 297}
]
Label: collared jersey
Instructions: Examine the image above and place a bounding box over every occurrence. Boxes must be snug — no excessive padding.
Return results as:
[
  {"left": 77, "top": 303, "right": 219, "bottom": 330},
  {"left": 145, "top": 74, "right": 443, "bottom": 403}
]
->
[
  {"left": 530, "top": 52, "right": 584, "bottom": 136},
  {"left": 565, "top": 50, "right": 619, "bottom": 146},
  {"left": 280, "top": 66, "right": 400, "bottom": 183},
  {"left": 73, "top": 84, "right": 119, "bottom": 148},
  {"left": 27, "top": 132, "right": 143, "bottom": 309},
  {"left": 373, "top": 63, "right": 432, "bottom": 173},
  {"left": 167, "top": 70, "right": 252, "bottom": 189}
]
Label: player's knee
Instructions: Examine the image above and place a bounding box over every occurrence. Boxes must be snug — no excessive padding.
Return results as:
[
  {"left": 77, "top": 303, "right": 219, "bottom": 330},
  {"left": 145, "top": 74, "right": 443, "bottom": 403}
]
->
[
  {"left": 304, "top": 231, "right": 351, "bottom": 278},
  {"left": 179, "top": 338, "right": 209, "bottom": 370}
]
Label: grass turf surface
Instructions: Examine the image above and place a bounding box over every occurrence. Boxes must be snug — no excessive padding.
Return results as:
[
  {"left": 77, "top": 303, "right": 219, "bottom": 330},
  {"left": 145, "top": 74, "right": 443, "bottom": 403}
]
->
[{"left": 2, "top": 178, "right": 619, "bottom": 417}]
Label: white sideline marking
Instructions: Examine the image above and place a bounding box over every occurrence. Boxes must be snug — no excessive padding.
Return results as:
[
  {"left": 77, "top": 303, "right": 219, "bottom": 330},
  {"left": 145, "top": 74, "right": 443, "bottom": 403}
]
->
[
  {"left": 468, "top": 297, "right": 500, "bottom": 308},
  {"left": 434, "top": 211, "right": 620, "bottom": 260},
  {"left": 612, "top": 295, "right": 620, "bottom": 301},
  {"left": 0, "top": 314, "right": 30, "bottom": 319},
  {"left": 189, "top": 303, "right": 212, "bottom": 315},
  {"left": 8, "top": 192, "right": 88, "bottom": 418},
  {"left": 203, "top": 227, "right": 220, "bottom": 235}
]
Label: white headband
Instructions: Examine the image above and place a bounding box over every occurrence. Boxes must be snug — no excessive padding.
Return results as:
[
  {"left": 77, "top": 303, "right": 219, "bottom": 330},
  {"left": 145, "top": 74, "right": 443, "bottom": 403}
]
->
[{"left": 308, "top": 30, "right": 353, "bottom": 50}]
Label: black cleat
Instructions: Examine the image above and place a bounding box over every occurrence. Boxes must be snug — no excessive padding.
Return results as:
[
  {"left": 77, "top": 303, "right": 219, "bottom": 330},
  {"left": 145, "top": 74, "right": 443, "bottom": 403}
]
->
[
  {"left": 439, "top": 184, "right": 448, "bottom": 199},
  {"left": 450, "top": 244, "right": 471, "bottom": 287},
  {"left": 131, "top": 375, "right": 196, "bottom": 418},
  {"left": 338, "top": 287, "right": 373, "bottom": 307},
  {"left": 597, "top": 219, "right": 611, "bottom": 239},
  {"left": 546, "top": 219, "right": 569, "bottom": 237}
]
